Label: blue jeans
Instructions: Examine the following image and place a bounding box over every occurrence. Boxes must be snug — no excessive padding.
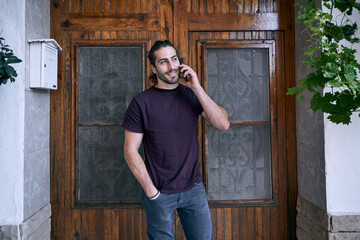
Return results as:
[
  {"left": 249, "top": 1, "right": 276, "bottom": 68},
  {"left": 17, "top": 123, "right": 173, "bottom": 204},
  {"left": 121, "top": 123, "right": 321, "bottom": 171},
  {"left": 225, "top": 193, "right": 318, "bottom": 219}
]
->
[{"left": 141, "top": 182, "right": 214, "bottom": 240}]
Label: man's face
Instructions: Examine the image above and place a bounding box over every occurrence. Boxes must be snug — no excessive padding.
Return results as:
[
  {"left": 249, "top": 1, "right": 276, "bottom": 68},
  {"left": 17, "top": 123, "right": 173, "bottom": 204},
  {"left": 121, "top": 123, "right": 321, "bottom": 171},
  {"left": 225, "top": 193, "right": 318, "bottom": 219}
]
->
[{"left": 152, "top": 46, "right": 180, "bottom": 85}]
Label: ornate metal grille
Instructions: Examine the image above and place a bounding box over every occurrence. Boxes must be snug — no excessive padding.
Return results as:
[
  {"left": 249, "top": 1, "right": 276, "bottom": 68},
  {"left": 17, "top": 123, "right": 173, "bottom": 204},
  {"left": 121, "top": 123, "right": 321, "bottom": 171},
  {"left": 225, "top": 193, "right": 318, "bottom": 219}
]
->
[{"left": 206, "top": 47, "right": 272, "bottom": 200}]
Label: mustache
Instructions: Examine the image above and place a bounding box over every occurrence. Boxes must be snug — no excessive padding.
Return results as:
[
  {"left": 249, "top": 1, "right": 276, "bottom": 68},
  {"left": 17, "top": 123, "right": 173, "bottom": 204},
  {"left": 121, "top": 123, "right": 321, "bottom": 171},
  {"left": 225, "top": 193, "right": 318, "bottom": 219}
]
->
[{"left": 166, "top": 69, "right": 179, "bottom": 74}]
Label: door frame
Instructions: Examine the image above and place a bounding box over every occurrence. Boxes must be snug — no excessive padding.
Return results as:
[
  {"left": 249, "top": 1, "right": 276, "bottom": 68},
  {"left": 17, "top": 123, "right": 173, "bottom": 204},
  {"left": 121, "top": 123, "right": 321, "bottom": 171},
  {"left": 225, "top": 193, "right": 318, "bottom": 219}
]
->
[
  {"left": 198, "top": 40, "right": 280, "bottom": 207},
  {"left": 71, "top": 40, "right": 150, "bottom": 207},
  {"left": 50, "top": 1, "right": 297, "bottom": 239}
]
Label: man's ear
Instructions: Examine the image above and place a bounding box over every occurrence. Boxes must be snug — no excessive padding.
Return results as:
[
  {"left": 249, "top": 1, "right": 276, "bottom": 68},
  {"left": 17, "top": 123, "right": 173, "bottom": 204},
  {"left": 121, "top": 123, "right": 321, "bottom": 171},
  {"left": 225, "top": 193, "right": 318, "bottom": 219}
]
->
[{"left": 151, "top": 65, "right": 157, "bottom": 74}]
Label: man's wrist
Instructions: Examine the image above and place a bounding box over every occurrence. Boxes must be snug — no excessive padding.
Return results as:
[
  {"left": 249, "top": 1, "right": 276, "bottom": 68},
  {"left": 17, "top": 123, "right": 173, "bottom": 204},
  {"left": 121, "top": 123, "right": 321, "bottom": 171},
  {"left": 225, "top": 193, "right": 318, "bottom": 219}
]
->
[
  {"left": 148, "top": 190, "right": 160, "bottom": 200},
  {"left": 191, "top": 85, "right": 204, "bottom": 94},
  {"left": 145, "top": 185, "right": 159, "bottom": 198}
]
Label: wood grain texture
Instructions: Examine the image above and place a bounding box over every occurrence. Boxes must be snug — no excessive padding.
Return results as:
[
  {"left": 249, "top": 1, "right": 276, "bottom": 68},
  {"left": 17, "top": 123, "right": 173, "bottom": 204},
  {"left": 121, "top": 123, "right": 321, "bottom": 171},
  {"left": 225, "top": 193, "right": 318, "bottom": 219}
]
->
[
  {"left": 187, "top": 29, "right": 293, "bottom": 239},
  {"left": 51, "top": 0, "right": 296, "bottom": 239},
  {"left": 160, "top": 0, "right": 173, "bottom": 41},
  {"left": 189, "top": 13, "right": 281, "bottom": 31},
  {"left": 60, "top": 13, "right": 161, "bottom": 31}
]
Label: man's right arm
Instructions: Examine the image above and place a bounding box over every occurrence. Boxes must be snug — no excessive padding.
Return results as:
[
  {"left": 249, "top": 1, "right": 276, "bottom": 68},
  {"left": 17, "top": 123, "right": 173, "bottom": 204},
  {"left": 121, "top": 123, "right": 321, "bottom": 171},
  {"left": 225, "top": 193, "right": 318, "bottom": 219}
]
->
[{"left": 124, "top": 130, "right": 159, "bottom": 199}]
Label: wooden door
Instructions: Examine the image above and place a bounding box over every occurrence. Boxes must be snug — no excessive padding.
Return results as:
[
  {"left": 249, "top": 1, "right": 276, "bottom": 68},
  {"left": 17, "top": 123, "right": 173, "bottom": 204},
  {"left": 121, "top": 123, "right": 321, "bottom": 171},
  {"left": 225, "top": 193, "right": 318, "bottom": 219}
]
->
[{"left": 50, "top": 0, "right": 297, "bottom": 239}]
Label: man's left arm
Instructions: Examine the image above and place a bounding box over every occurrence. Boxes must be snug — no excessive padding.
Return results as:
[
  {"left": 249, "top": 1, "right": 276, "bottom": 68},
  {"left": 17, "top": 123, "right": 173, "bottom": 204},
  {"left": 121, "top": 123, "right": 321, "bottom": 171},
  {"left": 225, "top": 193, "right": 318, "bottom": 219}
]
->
[
  {"left": 194, "top": 87, "right": 230, "bottom": 130},
  {"left": 180, "top": 64, "right": 230, "bottom": 131}
]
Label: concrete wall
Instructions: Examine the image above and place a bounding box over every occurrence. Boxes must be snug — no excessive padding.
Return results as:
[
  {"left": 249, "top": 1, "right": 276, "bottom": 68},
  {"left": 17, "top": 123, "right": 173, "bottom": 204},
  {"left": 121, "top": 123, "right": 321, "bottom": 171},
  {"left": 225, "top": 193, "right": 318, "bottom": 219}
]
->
[
  {"left": 24, "top": 0, "right": 51, "bottom": 220},
  {"left": 325, "top": 114, "right": 360, "bottom": 215},
  {"left": 0, "top": 0, "right": 26, "bottom": 225},
  {"left": 296, "top": 2, "right": 360, "bottom": 239},
  {"left": 295, "top": 0, "right": 327, "bottom": 211},
  {"left": 324, "top": 4, "right": 360, "bottom": 215},
  {"left": 0, "top": 0, "right": 52, "bottom": 238}
]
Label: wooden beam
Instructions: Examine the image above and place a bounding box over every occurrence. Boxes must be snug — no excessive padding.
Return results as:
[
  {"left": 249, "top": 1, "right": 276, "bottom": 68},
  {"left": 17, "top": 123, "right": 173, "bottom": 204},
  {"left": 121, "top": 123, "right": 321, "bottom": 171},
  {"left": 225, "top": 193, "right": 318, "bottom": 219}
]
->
[
  {"left": 173, "top": 0, "right": 188, "bottom": 60},
  {"left": 188, "top": 13, "right": 281, "bottom": 31},
  {"left": 160, "top": 0, "right": 173, "bottom": 41},
  {"left": 59, "top": 13, "right": 161, "bottom": 31}
]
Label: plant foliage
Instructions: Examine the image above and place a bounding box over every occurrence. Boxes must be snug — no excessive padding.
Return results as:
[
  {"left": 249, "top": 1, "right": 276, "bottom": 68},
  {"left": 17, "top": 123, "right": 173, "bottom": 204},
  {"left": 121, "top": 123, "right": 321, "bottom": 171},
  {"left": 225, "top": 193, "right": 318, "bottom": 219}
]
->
[
  {"left": 0, "top": 37, "right": 22, "bottom": 86},
  {"left": 287, "top": 0, "right": 360, "bottom": 124}
]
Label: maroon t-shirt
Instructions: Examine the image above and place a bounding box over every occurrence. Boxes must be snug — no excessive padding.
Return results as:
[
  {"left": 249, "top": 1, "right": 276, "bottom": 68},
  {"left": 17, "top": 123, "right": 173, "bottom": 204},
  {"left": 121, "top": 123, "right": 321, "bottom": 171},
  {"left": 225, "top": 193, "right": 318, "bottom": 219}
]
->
[{"left": 122, "top": 84, "right": 203, "bottom": 193}]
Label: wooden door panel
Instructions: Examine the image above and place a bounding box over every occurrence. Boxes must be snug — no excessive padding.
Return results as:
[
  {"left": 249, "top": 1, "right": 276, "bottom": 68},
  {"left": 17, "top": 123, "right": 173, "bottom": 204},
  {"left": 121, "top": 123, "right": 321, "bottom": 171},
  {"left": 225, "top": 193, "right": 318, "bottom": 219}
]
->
[
  {"left": 72, "top": 208, "right": 147, "bottom": 239},
  {"left": 51, "top": 0, "right": 296, "bottom": 239},
  {"left": 51, "top": 1, "right": 161, "bottom": 238},
  {"left": 200, "top": 40, "right": 278, "bottom": 204},
  {"left": 185, "top": 31, "right": 286, "bottom": 240}
]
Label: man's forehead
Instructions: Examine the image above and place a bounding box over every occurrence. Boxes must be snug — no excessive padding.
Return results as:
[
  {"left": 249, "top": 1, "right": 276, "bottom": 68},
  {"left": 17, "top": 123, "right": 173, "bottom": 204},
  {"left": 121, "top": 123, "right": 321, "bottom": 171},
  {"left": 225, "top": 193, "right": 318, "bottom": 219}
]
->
[{"left": 154, "top": 46, "right": 177, "bottom": 60}]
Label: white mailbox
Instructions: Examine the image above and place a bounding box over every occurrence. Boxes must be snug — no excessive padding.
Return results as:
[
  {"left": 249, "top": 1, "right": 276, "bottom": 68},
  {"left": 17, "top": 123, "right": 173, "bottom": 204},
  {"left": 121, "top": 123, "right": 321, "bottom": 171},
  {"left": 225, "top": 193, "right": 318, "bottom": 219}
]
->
[{"left": 29, "top": 39, "right": 62, "bottom": 90}]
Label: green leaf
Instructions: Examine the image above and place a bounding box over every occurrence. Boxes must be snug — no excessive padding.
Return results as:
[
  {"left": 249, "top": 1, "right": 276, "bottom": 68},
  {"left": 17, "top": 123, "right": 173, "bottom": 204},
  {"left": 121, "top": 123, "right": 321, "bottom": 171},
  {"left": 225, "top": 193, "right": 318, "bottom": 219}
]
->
[
  {"left": 287, "top": 87, "right": 304, "bottom": 101},
  {"left": 310, "top": 92, "right": 323, "bottom": 111},
  {"left": 0, "top": 75, "right": 9, "bottom": 85},
  {"left": 327, "top": 113, "right": 351, "bottom": 124},
  {"left": 5, "top": 53, "right": 14, "bottom": 58},
  {"left": 323, "top": 71, "right": 336, "bottom": 78},
  {"left": 300, "top": 72, "right": 322, "bottom": 92},
  {"left": 323, "top": 62, "right": 339, "bottom": 78},
  {"left": 343, "top": 65, "right": 358, "bottom": 90},
  {"left": 304, "top": 47, "right": 318, "bottom": 56},
  {"left": 0, "top": 67, "right": 6, "bottom": 75},
  {"left": 4, "top": 64, "right": 15, "bottom": 76},
  {"left": 303, "top": 56, "right": 323, "bottom": 68},
  {"left": 354, "top": 2, "right": 360, "bottom": 11},
  {"left": 343, "top": 22, "right": 358, "bottom": 42},
  {"left": 6, "top": 56, "right": 22, "bottom": 64},
  {"left": 323, "top": 12, "right": 333, "bottom": 20},
  {"left": 327, "top": 79, "right": 342, "bottom": 88},
  {"left": 2, "top": 47, "right": 12, "bottom": 52},
  {"left": 323, "top": 2, "right": 332, "bottom": 10},
  {"left": 334, "top": 0, "right": 353, "bottom": 13}
]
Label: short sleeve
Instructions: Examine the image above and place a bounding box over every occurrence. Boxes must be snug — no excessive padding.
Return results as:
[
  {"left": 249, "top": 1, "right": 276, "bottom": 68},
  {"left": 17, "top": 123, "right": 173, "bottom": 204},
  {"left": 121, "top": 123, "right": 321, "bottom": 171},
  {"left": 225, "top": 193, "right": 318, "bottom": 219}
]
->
[
  {"left": 122, "top": 98, "right": 144, "bottom": 133},
  {"left": 188, "top": 88, "right": 203, "bottom": 115}
]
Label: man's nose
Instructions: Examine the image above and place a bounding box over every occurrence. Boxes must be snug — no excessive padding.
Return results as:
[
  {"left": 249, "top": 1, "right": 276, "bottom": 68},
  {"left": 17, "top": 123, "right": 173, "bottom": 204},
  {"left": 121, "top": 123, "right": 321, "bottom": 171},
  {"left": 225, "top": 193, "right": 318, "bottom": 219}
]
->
[{"left": 168, "top": 61, "right": 176, "bottom": 70}]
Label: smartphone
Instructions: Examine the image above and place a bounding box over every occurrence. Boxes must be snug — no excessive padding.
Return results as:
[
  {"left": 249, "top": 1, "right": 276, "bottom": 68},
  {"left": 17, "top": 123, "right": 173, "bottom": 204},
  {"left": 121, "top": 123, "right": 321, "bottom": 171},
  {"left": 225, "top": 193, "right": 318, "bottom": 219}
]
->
[{"left": 179, "top": 58, "right": 188, "bottom": 82}]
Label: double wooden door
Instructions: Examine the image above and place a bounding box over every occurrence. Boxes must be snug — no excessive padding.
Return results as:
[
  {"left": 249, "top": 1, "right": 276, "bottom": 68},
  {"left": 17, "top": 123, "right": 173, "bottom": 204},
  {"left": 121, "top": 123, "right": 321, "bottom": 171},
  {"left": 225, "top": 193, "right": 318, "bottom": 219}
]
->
[{"left": 50, "top": 0, "right": 297, "bottom": 239}]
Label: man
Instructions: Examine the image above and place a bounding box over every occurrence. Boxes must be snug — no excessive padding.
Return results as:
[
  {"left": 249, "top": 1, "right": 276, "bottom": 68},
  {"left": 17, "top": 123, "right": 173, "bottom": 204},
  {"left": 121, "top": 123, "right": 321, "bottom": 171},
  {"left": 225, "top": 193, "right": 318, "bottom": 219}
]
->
[{"left": 123, "top": 40, "right": 229, "bottom": 240}]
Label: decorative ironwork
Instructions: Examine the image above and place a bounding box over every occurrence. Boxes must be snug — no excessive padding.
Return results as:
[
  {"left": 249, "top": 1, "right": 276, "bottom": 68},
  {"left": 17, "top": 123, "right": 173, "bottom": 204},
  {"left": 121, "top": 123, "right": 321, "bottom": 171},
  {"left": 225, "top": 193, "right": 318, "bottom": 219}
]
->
[
  {"left": 207, "top": 48, "right": 269, "bottom": 122},
  {"left": 207, "top": 125, "right": 272, "bottom": 200},
  {"left": 206, "top": 47, "right": 272, "bottom": 200}
]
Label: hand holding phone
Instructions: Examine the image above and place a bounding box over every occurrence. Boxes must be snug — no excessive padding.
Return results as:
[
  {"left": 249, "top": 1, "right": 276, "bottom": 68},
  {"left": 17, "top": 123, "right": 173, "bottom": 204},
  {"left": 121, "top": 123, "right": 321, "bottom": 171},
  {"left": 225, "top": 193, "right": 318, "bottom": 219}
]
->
[{"left": 179, "top": 58, "right": 188, "bottom": 82}]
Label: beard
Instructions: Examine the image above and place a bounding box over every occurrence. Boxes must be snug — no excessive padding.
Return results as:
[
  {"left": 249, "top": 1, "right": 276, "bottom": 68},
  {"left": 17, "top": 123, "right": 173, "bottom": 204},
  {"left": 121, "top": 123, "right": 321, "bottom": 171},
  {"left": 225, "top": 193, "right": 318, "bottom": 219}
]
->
[{"left": 156, "top": 68, "right": 180, "bottom": 85}]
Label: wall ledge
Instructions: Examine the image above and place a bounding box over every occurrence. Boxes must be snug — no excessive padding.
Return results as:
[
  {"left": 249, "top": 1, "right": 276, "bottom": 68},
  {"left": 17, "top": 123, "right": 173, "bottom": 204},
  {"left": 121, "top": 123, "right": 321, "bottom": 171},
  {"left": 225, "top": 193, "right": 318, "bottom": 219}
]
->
[
  {"left": 0, "top": 203, "right": 51, "bottom": 240},
  {"left": 297, "top": 196, "right": 360, "bottom": 240}
]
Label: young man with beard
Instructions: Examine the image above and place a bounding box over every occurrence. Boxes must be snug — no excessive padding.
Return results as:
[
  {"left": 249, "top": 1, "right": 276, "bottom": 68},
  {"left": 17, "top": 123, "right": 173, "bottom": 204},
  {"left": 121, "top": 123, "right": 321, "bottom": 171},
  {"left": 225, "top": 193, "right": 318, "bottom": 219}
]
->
[{"left": 123, "top": 40, "right": 229, "bottom": 240}]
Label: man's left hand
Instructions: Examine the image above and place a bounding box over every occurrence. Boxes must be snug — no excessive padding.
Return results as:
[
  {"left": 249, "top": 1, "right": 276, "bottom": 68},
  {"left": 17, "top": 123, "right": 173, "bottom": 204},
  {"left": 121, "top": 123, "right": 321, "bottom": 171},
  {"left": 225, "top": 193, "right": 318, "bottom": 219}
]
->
[{"left": 180, "top": 64, "right": 202, "bottom": 90}]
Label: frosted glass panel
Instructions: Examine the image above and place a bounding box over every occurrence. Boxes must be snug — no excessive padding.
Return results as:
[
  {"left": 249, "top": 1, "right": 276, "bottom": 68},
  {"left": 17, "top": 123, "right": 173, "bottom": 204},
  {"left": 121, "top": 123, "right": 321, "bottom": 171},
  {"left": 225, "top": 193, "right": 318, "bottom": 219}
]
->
[
  {"left": 206, "top": 47, "right": 272, "bottom": 200},
  {"left": 78, "top": 46, "right": 143, "bottom": 124},
  {"left": 207, "top": 48, "right": 269, "bottom": 122},
  {"left": 77, "top": 46, "right": 143, "bottom": 202},
  {"left": 78, "top": 126, "right": 142, "bottom": 201},
  {"left": 207, "top": 125, "right": 272, "bottom": 200}
]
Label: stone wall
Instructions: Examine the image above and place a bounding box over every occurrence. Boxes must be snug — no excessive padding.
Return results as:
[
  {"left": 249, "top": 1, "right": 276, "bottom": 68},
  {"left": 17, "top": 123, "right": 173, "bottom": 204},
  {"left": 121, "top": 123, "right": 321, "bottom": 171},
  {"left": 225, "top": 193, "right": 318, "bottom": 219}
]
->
[
  {"left": 0, "top": 204, "right": 51, "bottom": 240},
  {"left": 297, "top": 196, "right": 360, "bottom": 240}
]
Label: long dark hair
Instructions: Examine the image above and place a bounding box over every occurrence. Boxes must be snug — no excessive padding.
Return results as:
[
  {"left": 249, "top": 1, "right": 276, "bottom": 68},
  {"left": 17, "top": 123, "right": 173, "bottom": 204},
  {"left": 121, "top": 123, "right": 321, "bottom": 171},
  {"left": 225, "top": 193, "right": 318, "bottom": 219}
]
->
[{"left": 147, "top": 40, "right": 180, "bottom": 86}]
